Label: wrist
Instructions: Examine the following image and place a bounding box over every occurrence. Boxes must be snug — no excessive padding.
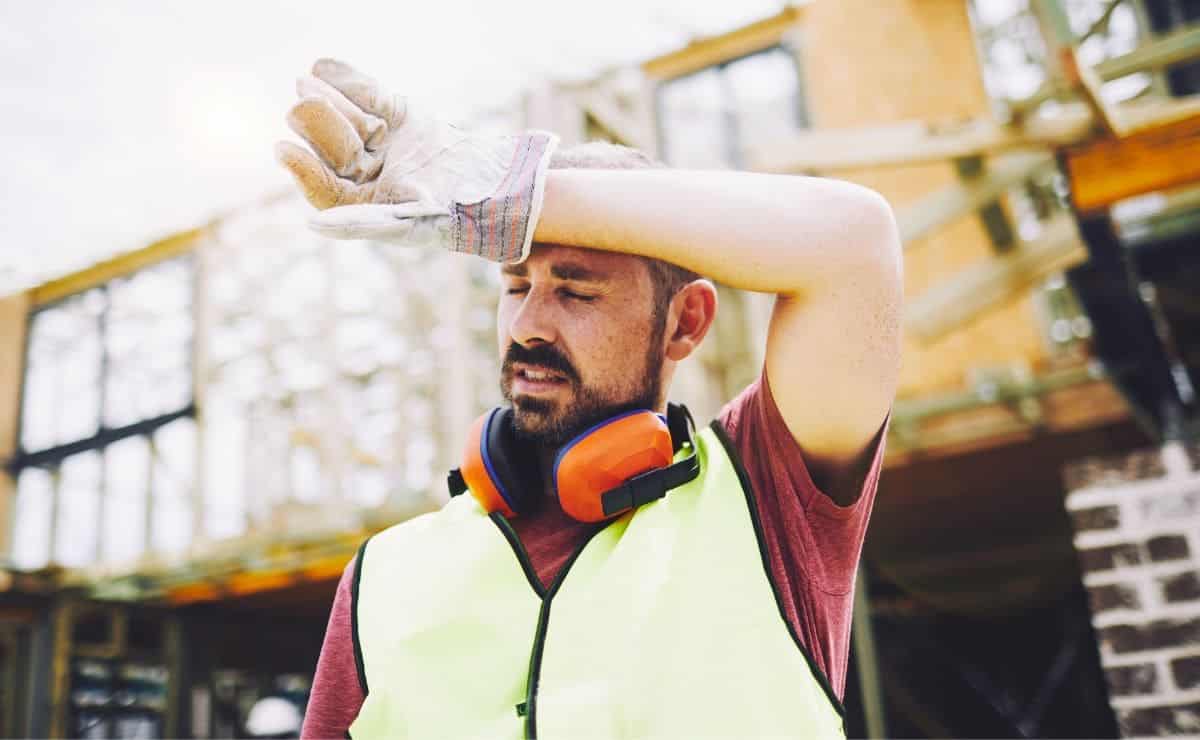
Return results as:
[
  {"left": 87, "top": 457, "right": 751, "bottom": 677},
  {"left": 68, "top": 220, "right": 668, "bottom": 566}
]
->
[{"left": 451, "top": 131, "right": 558, "bottom": 263}]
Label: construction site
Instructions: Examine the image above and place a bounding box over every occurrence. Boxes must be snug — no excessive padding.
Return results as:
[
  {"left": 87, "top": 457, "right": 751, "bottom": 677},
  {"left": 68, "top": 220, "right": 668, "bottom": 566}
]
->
[{"left": 1, "top": 0, "right": 1199, "bottom": 736}]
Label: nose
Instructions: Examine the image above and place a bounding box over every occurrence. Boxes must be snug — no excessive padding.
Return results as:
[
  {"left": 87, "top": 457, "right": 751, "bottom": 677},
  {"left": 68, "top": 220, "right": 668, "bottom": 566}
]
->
[{"left": 507, "top": 287, "right": 559, "bottom": 347}]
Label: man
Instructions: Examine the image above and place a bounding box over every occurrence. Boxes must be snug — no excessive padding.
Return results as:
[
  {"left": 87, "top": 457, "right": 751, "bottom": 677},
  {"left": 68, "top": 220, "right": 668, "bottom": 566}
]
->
[{"left": 278, "top": 59, "right": 901, "bottom": 738}]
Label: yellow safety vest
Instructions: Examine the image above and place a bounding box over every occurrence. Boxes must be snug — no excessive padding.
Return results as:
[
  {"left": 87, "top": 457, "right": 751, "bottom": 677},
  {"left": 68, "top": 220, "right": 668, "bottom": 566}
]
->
[{"left": 349, "top": 421, "right": 845, "bottom": 738}]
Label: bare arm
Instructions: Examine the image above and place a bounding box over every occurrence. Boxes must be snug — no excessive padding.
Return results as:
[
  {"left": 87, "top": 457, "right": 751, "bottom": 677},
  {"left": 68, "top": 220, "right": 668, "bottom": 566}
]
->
[{"left": 534, "top": 168, "right": 903, "bottom": 500}]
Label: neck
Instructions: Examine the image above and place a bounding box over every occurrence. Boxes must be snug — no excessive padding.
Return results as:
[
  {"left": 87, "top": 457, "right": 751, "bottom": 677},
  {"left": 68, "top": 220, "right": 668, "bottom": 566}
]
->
[{"left": 536, "top": 444, "right": 560, "bottom": 500}]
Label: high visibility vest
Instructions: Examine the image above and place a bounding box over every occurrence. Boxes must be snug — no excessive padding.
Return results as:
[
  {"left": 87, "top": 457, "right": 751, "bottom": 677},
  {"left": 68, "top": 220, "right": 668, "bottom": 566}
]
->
[{"left": 349, "top": 421, "right": 845, "bottom": 739}]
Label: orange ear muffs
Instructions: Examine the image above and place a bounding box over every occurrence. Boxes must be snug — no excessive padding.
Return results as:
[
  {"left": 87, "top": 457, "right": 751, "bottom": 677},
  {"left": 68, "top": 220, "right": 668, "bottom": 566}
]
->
[
  {"left": 450, "top": 404, "right": 700, "bottom": 522},
  {"left": 553, "top": 410, "right": 674, "bottom": 522}
]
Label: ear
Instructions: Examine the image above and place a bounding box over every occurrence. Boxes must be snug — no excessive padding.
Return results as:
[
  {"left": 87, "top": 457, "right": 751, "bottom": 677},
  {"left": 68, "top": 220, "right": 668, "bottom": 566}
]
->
[{"left": 665, "top": 280, "right": 718, "bottom": 362}]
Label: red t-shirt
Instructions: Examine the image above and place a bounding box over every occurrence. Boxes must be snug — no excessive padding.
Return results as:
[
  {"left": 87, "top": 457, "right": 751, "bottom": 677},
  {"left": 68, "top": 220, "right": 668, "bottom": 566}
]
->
[{"left": 301, "top": 372, "right": 887, "bottom": 738}]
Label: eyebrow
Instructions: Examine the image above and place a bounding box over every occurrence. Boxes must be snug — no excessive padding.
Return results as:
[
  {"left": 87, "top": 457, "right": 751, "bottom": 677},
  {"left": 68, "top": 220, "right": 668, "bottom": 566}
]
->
[{"left": 500, "top": 261, "right": 610, "bottom": 282}]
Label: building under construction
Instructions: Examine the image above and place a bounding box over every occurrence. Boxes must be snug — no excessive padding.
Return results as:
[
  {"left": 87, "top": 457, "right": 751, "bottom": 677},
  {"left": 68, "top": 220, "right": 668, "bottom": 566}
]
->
[{"left": 1, "top": 0, "right": 1199, "bottom": 736}]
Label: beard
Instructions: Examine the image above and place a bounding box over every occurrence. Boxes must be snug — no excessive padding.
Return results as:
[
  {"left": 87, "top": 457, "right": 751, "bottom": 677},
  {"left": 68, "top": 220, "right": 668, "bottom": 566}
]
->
[{"left": 500, "top": 319, "right": 666, "bottom": 449}]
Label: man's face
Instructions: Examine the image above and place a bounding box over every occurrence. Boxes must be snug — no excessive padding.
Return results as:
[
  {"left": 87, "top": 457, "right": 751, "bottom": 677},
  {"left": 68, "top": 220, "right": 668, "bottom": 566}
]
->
[{"left": 498, "top": 244, "right": 665, "bottom": 448}]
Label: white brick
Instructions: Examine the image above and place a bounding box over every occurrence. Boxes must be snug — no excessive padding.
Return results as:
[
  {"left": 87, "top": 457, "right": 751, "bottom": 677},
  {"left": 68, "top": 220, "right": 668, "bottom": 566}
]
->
[
  {"left": 1109, "top": 687, "right": 1200, "bottom": 711},
  {"left": 1103, "top": 645, "right": 1200, "bottom": 669},
  {"left": 1084, "top": 562, "right": 1198, "bottom": 589},
  {"left": 1093, "top": 601, "right": 1200, "bottom": 630},
  {"left": 1074, "top": 524, "right": 1194, "bottom": 551},
  {"left": 1066, "top": 474, "right": 1200, "bottom": 511}
]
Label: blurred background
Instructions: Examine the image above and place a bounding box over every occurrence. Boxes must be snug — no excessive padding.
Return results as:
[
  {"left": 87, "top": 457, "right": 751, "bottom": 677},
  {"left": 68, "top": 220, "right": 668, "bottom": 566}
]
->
[{"left": 1, "top": 0, "right": 1199, "bottom": 736}]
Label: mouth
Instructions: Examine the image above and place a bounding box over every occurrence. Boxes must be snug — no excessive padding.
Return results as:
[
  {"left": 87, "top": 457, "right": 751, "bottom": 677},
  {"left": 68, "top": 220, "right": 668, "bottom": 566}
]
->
[{"left": 512, "top": 364, "right": 571, "bottom": 395}]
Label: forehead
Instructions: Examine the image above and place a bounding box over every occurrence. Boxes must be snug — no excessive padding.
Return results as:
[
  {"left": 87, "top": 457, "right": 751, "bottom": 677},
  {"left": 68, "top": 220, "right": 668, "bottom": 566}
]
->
[{"left": 502, "top": 243, "right": 651, "bottom": 286}]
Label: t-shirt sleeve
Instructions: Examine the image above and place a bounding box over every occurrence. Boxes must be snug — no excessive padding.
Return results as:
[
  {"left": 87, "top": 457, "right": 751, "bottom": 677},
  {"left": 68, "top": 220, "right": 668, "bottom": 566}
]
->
[
  {"left": 301, "top": 556, "right": 364, "bottom": 740},
  {"left": 716, "top": 368, "right": 888, "bottom": 598},
  {"left": 716, "top": 368, "right": 888, "bottom": 696}
]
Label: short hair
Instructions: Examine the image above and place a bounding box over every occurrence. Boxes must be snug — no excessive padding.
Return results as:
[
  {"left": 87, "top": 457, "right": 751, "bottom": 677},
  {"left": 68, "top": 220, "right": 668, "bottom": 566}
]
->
[{"left": 548, "top": 142, "right": 700, "bottom": 312}]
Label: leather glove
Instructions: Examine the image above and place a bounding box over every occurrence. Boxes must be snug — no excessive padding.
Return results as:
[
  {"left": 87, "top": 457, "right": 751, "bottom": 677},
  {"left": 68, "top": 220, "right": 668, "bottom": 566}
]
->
[{"left": 276, "top": 58, "right": 558, "bottom": 263}]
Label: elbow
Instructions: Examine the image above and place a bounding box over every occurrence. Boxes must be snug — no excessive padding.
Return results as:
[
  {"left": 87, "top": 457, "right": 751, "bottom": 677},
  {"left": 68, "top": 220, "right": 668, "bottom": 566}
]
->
[{"left": 851, "top": 187, "right": 904, "bottom": 289}]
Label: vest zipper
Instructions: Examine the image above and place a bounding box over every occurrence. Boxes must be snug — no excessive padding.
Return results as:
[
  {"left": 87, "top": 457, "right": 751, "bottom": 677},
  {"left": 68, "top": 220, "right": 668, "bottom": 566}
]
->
[
  {"left": 522, "top": 529, "right": 602, "bottom": 739},
  {"left": 487, "top": 512, "right": 606, "bottom": 739}
]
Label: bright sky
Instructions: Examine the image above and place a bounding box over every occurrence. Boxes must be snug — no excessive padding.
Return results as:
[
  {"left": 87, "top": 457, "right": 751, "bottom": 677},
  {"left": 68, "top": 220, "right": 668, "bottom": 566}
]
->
[{"left": 0, "top": 0, "right": 786, "bottom": 295}]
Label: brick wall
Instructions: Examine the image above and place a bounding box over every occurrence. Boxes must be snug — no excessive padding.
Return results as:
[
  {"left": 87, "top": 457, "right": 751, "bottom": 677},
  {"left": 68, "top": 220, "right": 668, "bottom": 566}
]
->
[{"left": 1064, "top": 440, "right": 1200, "bottom": 736}]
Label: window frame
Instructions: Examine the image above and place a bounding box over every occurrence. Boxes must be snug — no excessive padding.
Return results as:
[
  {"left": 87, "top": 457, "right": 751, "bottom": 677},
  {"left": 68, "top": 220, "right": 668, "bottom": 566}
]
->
[
  {"left": 5, "top": 254, "right": 197, "bottom": 568},
  {"left": 653, "top": 42, "right": 810, "bottom": 169}
]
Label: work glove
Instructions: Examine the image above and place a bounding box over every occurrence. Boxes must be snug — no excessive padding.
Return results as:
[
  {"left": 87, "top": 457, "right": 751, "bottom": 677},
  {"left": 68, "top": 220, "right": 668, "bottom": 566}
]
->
[{"left": 276, "top": 58, "right": 558, "bottom": 263}]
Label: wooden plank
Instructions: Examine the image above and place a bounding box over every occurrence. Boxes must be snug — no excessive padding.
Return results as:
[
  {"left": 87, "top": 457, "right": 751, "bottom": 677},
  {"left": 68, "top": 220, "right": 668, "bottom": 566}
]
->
[
  {"left": 225, "top": 569, "right": 296, "bottom": 597},
  {"left": 1064, "top": 112, "right": 1200, "bottom": 213},
  {"left": 906, "top": 214, "right": 1087, "bottom": 342},
  {"left": 0, "top": 291, "right": 29, "bottom": 458},
  {"left": 1096, "top": 23, "right": 1200, "bottom": 80},
  {"left": 1012, "top": 24, "right": 1200, "bottom": 115},
  {"left": 0, "top": 291, "right": 30, "bottom": 561},
  {"left": 640, "top": 6, "right": 804, "bottom": 81},
  {"left": 898, "top": 152, "right": 1053, "bottom": 245},
  {"left": 577, "top": 91, "right": 652, "bottom": 151},
  {"left": 30, "top": 227, "right": 206, "bottom": 307},
  {"left": 1029, "top": 0, "right": 1127, "bottom": 136},
  {"left": 884, "top": 380, "right": 1132, "bottom": 467},
  {"left": 300, "top": 554, "right": 354, "bottom": 582},
  {"left": 750, "top": 113, "right": 1088, "bottom": 172},
  {"left": 166, "top": 582, "right": 222, "bottom": 606},
  {"left": 750, "top": 95, "right": 1200, "bottom": 173},
  {"left": 1064, "top": 48, "right": 1128, "bottom": 137}
]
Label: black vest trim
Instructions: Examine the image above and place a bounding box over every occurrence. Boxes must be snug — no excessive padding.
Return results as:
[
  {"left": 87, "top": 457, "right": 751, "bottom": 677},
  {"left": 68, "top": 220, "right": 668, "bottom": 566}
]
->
[
  {"left": 350, "top": 537, "right": 371, "bottom": 698},
  {"left": 708, "top": 420, "right": 847, "bottom": 720},
  {"left": 489, "top": 511, "right": 549, "bottom": 599}
]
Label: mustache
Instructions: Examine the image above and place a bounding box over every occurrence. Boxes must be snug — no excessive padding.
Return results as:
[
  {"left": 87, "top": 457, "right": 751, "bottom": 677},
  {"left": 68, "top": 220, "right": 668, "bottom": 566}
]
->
[{"left": 502, "top": 343, "right": 579, "bottom": 383}]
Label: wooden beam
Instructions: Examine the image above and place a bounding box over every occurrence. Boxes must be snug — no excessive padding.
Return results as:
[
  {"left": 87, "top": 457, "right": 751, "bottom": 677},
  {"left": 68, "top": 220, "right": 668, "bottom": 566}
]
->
[
  {"left": 1011, "top": 24, "right": 1200, "bottom": 115},
  {"left": 892, "top": 363, "right": 1098, "bottom": 424},
  {"left": 641, "top": 6, "right": 804, "bottom": 81},
  {"left": 750, "top": 95, "right": 1200, "bottom": 172},
  {"left": 1096, "top": 22, "right": 1200, "bottom": 81},
  {"left": 852, "top": 566, "right": 888, "bottom": 738},
  {"left": 167, "top": 582, "right": 222, "bottom": 606},
  {"left": 1062, "top": 47, "right": 1128, "bottom": 137},
  {"left": 577, "top": 91, "right": 651, "bottom": 150},
  {"left": 898, "top": 152, "right": 1054, "bottom": 246},
  {"left": 1029, "top": 0, "right": 1127, "bottom": 137},
  {"left": 749, "top": 115, "right": 1078, "bottom": 173},
  {"left": 29, "top": 226, "right": 206, "bottom": 308},
  {"left": 1064, "top": 111, "right": 1200, "bottom": 213},
  {"left": 0, "top": 292, "right": 30, "bottom": 561},
  {"left": 906, "top": 214, "right": 1086, "bottom": 343},
  {"left": 226, "top": 569, "right": 296, "bottom": 597},
  {"left": 885, "top": 379, "right": 1131, "bottom": 468}
]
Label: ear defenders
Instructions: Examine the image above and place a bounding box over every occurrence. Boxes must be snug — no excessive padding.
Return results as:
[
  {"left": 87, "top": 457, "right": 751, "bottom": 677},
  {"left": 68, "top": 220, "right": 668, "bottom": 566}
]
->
[{"left": 448, "top": 404, "right": 700, "bottom": 523}]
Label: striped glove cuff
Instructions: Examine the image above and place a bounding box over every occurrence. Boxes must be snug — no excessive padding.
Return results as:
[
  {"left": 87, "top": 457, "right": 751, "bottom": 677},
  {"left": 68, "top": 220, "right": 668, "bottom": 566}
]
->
[{"left": 451, "top": 131, "right": 558, "bottom": 263}]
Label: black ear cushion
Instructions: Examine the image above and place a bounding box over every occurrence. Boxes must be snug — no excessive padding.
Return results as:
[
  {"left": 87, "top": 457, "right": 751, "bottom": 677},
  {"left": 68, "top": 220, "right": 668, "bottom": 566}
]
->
[{"left": 484, "top": 408, "right": 543, "bottom": 514}]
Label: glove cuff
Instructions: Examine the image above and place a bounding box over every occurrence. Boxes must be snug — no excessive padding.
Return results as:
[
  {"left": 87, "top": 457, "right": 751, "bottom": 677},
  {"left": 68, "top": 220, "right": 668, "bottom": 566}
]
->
[{"left": 451, "top": 130, "right": 559, "bottom": 263}]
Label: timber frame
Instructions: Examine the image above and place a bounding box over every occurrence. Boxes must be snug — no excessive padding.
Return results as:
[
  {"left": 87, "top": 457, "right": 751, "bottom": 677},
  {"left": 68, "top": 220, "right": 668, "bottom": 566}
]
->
[{"left": 6, "top": 0, "right": 1195, "bottom": 597}]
